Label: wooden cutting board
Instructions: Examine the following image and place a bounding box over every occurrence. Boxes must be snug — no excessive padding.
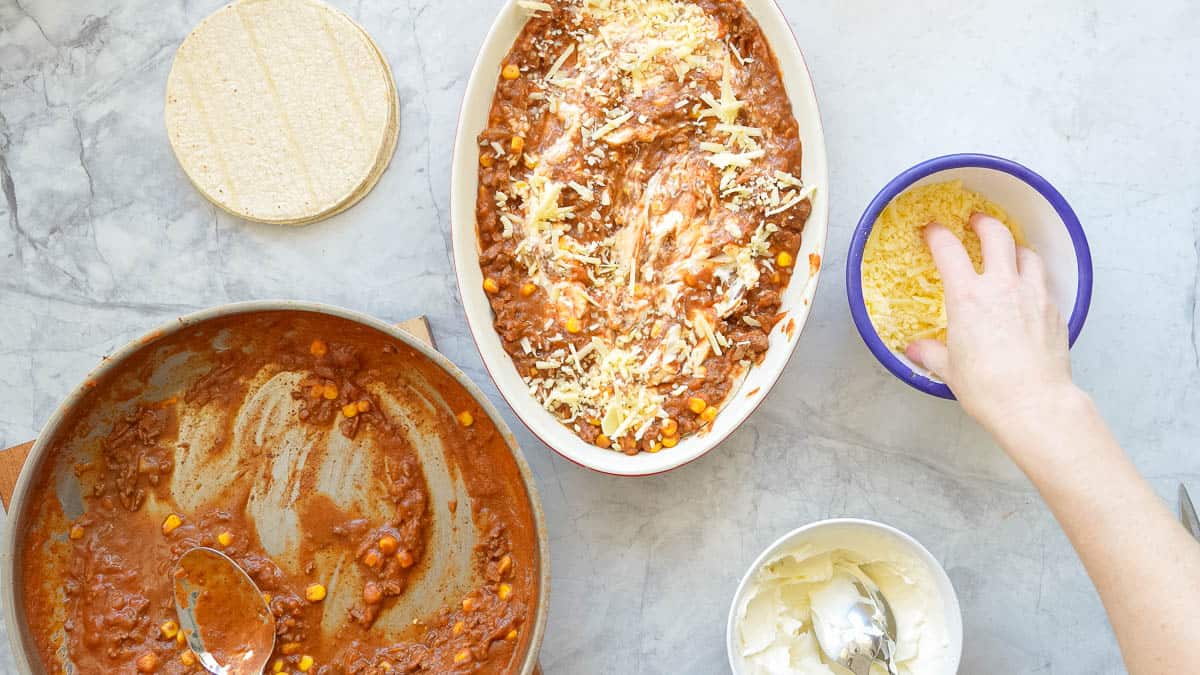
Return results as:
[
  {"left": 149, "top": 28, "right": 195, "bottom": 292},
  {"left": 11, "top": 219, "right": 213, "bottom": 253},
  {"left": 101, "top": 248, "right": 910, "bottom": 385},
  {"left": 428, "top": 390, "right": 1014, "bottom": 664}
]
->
[{"left": 0, "top": 316, "right": 434, "bottom": 511}]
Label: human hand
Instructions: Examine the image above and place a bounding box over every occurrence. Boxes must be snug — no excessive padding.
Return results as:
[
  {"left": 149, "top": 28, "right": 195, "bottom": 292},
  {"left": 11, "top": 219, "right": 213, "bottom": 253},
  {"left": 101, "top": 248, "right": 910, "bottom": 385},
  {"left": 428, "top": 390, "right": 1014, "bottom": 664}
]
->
[{"left": 906, "top": 214, "right": 1076, "bottom": 438}]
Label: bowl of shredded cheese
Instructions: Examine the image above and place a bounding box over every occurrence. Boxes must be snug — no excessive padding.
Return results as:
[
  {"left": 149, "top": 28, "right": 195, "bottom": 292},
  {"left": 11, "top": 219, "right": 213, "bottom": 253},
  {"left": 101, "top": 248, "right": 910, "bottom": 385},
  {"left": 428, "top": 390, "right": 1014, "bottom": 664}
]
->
[{"left": 846, "top": 154, "right": 1092, "bottom": 399}]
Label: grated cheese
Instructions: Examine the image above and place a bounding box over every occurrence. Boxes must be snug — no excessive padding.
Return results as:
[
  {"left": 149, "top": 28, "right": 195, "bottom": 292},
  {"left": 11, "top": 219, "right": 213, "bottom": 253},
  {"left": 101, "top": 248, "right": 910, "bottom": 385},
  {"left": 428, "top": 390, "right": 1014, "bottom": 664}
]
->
[
  {"left": 861, "top": 180, "right": 1027, "bottom": 350},
  {"left": 517, "top": 0, "right": 554, "bottom": 15},
  {"left": 591, "top": 110, "right": 635, "bottom": 140}
]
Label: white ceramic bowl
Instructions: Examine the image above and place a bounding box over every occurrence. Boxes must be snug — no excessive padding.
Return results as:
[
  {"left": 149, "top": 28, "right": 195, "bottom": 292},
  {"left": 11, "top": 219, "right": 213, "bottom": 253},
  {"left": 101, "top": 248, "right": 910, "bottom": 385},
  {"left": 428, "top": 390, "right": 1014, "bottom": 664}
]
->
[
  {"left": 847, "top": 154, "right": 1093, "bottom": 398},
  {"left": 726, "top": 518, "right": 964, "bottom": 675},
  {"left": 450, "top": 0, "right": 829, "bottom": 475}
]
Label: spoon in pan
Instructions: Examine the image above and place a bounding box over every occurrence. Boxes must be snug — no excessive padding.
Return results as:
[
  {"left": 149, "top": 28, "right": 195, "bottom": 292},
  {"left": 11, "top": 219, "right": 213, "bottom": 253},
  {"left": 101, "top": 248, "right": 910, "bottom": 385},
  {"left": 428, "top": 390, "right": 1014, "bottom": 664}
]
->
[
  {"left": 810, "top": 566, "right": 899, "bottom": 675},
  {"left": 173, "top": 547, "right": 276, "bottom": 675}
]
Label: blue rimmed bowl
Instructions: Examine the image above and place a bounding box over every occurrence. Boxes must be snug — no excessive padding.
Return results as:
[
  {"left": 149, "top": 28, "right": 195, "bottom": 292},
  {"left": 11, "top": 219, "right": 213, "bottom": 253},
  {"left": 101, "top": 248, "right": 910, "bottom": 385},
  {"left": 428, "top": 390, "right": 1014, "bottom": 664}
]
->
[{"left": 846, "top": 153, "right": 1093, "bottom": 399}]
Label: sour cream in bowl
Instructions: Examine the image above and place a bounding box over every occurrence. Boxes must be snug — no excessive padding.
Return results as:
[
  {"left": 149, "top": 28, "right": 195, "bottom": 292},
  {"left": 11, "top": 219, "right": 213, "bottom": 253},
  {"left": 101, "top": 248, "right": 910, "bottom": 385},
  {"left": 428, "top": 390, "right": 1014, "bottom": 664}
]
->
[{"left": 727, "top": 519, "right": 962, "bottom": 675}]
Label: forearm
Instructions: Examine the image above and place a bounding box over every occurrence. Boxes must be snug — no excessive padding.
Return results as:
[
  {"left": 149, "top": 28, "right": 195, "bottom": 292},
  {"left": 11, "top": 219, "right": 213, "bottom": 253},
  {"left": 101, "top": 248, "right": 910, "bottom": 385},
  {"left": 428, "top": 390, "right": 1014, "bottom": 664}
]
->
[{"left": 993, "top": 389, "right": 1200, "bottom": 675}]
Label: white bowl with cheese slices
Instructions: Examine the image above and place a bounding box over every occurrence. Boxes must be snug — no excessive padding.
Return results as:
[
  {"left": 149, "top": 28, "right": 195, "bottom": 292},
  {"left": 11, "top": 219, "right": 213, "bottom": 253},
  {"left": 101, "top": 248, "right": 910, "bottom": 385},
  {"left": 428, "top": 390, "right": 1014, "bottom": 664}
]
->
[
  {"left": 450, "top": 0, "right": 829, "bottom": 475},
  {"left": 727, "top": 519, "right": 963, "bottom": 675}
]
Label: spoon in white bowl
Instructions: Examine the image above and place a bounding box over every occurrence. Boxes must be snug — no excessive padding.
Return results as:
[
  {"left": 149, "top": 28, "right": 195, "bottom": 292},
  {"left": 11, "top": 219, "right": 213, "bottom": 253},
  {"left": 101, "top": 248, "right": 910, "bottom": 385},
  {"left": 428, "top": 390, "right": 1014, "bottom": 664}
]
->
[
  {"left": 810, "top": 566, "right": 899, "bottom": 675},
  {"left": 173, "top": 547, "right": 276, "bottom": 675}
]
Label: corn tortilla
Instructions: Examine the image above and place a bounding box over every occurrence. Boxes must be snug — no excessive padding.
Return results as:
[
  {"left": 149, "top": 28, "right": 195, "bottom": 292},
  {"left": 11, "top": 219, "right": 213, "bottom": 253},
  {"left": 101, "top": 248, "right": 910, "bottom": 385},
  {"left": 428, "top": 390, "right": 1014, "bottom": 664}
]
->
[{"left": 165, "top": 0, "right": 398, "bottom": 225}]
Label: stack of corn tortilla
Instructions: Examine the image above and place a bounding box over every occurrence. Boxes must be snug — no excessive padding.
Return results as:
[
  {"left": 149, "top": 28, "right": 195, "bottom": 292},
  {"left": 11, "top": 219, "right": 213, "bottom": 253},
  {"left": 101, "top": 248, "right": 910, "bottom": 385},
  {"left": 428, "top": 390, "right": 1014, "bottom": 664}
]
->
[{"left": 165, "top": 0, "right": 399, "bottom": 225}]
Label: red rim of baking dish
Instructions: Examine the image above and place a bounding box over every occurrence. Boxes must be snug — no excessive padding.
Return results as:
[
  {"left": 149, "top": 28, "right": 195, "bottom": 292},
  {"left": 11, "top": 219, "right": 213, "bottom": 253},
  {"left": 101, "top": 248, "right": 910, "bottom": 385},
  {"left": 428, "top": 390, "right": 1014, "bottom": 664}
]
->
[{"left": 845, "top": 153, "right": 1094, "bottom": 399}]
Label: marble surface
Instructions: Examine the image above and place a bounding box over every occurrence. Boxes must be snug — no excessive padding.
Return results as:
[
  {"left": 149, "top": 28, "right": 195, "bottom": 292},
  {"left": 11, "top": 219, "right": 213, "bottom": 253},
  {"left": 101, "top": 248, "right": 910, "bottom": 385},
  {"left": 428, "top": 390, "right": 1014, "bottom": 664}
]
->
[{"left": 1, "top": 0, "right": 1198, "bottom": 672}]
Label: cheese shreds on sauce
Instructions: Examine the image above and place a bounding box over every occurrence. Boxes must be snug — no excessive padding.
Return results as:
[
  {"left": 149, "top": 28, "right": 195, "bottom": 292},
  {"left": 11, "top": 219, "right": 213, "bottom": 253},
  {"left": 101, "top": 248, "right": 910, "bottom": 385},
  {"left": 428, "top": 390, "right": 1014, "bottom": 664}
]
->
[
  {"left": 477, "top": 0, "right": 814, "bottom": 450},
  {"left": 861, "top": 180, "right": 1027, "bottom": 351}
]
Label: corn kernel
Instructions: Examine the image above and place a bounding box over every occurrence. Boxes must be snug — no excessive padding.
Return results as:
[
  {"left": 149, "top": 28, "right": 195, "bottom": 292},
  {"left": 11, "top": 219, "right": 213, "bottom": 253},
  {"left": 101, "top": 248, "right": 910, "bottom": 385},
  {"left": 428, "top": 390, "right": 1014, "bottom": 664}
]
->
[
  {"left": 136, "top": 652, "right": 158, "bottom": 673},
  {"left": 498, "top": 583, "right": 512, "bottom": 600},
  {"left": 482, "top": 277, "right": 499, "bottom": 294},
  {"left": 462, "top": 596, "right": 477, "bottom": 612},
  {"left": 396, "top": 550, "right": 415, "bottom": 568},
  {"left": 501, "top": 64, "right": 520, "bottom": 80},
  {"left": 309, "top": 385, "right": 324, "bottom": 398},
  {"left": 776, "top": 251, "right": 794, "bottom": 268},
  {"left": 357, "top": 400, "right": 371, "bottom": 413},
  {"left": 305, "top": 584, "right": 326, "bottom": 602},
  {"left": 454, "top": 649, "right": 471, "bottom": 664},
  {"left": 505, "top": 629, "right": 519, "bottom": 641},
  {"left": 309, "top": 339, "right": 327, "bottom": 357},
  {"left": 523, "top": 154, "right": 539, "bottom": 169},
  {"left": 379, "top": 662, "right": 393, "bottom": 672},
  {"left": 322, "top": 384, "right": 338, "bottom": 400},
  {"left": 263, "top": 593, "right": 272, "bottom": 605},
  {"left": 162, "top": 514, "right": 182, "bottom": 535},
  {"left": 160, "top": 619, "right": 179, "bottom": 639},
  {"left": 453, "top": 620, "right": 466, "bottom": 636},
  {"left": 595, "top": 434, "right": 611, "bottom": 449},
  {"left": 479, "top": 153, "right": 495, "bottom": 168},
  {"left": 565, "top": 318, "right": 581, "bottom": 334},
  {"left": 363, "top": 549, "right": 382, "bottom": 568},
  {"left": 176, "top": 632, "right": 186, "bottom": 646},
  {"left": 648, "top": 441, "right": 662, "bottom": 453},
  {"left": 457, "top": 410, "right": 474, "bottom": 427},
  {"left": 661, "top": 419, "right": 678, "bottom": 436},
  {"left": 273, "top": 659, "right": 285, "bottom": 673},
  {"left": 342, "top": 403, "right": 359, "bottom": 418},
  {"left": 510, "top": 136, "right": 525, "bottom": 153},
  {"left": 281, "top": 642, "right": 301, "bottom": 655},
  {"left": 298, "top": 655, "right": 314, "bottom": 672},
  {"left": 700, "top": 406, "right": 718, "bottom": 423},
  {"left": 181, "top": 650, "right": 196, "bottom": 667},
  {"left": 378, "top": 535, "right": 398, "bottom": 555},
  {"left": 216, "top": 531, "right": 233, "bottom": 548},
  {"left": 520, "top": 282, "right": 537, "bottom": 297},
  {"left": 69, "top": 524, "right": 85, "bottom": 540},
  {"left": 497, "top": 554, "right": 512, "bottom": 576},
  {"left": 662, "top": 435, "right": 678, "bottom": 448},
  {"left": 687, "top": 397, "right": 707, "bottom": 414}
]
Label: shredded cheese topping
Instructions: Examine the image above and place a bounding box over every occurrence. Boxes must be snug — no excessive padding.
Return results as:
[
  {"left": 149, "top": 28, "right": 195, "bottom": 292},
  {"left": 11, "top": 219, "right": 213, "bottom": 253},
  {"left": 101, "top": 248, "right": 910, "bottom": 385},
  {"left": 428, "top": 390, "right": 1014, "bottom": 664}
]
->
[{"left": 486, "top": 0, "right": 816, "bottom": 443}]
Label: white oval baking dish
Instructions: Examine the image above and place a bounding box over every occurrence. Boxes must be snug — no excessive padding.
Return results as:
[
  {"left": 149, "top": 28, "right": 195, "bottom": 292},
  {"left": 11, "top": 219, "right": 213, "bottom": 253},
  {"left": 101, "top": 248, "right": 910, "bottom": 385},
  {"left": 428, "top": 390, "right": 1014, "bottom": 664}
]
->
[{"left": 450, "top": 0, "right": 829, "bottom": 475}]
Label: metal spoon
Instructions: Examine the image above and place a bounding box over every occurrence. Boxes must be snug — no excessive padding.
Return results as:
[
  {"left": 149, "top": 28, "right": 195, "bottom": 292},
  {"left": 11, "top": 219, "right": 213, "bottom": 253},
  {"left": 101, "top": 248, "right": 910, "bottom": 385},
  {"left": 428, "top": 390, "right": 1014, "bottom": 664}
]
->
[
  {"left": 810, "top": 567, "right": 899, "bottom": 675},
  {"left": 173, "top": 547, "right": 276, "bottom": 675}
]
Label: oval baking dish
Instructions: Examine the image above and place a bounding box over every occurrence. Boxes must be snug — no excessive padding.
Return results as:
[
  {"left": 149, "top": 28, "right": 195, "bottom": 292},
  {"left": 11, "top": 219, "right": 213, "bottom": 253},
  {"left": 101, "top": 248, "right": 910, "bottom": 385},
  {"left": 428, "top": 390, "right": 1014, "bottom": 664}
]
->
[{"left": 450, "top": 0, "right": 829, "bottom": 476}]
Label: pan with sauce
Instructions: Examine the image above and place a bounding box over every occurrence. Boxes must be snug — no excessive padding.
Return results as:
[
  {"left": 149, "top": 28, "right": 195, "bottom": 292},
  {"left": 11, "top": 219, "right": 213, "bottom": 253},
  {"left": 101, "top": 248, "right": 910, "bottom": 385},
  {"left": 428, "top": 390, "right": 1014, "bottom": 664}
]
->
[{"left": 10, "top": 306, "right": 545, "bottom": 674}]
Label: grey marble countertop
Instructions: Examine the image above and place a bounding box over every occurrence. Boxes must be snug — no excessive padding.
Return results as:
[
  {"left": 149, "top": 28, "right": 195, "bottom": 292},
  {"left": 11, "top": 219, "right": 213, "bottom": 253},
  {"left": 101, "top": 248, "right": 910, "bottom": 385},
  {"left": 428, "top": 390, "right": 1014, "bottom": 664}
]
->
[{"left": 2, "top": 1, "right": 1198, "bottom": 673}]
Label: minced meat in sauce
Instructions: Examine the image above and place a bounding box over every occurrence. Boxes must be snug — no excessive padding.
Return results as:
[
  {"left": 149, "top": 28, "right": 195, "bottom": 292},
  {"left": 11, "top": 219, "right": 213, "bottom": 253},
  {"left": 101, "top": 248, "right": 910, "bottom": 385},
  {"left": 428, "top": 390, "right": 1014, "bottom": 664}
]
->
[{"left": 19, "top": 313, "right": 538, "bottom": 674}]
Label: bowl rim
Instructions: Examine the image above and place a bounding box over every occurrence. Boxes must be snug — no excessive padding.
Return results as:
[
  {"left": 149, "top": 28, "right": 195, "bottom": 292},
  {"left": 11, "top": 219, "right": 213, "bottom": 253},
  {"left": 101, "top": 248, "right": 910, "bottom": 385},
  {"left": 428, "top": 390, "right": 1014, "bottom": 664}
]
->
[
  {"left": 448, "top": 0, "right": 829, "bottom": 476},
  {"left": 725, "top": 517, "right": 964, "bottom": 675},
  {"left": 845, "top": 152, "right": 1094, "bottom": 399}
]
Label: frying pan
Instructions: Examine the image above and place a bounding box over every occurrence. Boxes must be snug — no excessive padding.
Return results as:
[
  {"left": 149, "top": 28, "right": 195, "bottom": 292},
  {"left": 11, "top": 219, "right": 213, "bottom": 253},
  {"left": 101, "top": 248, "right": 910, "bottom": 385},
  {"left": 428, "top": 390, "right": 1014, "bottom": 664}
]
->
[{"left": 0, "top": 300, "right": 548, "bottom": 673}]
